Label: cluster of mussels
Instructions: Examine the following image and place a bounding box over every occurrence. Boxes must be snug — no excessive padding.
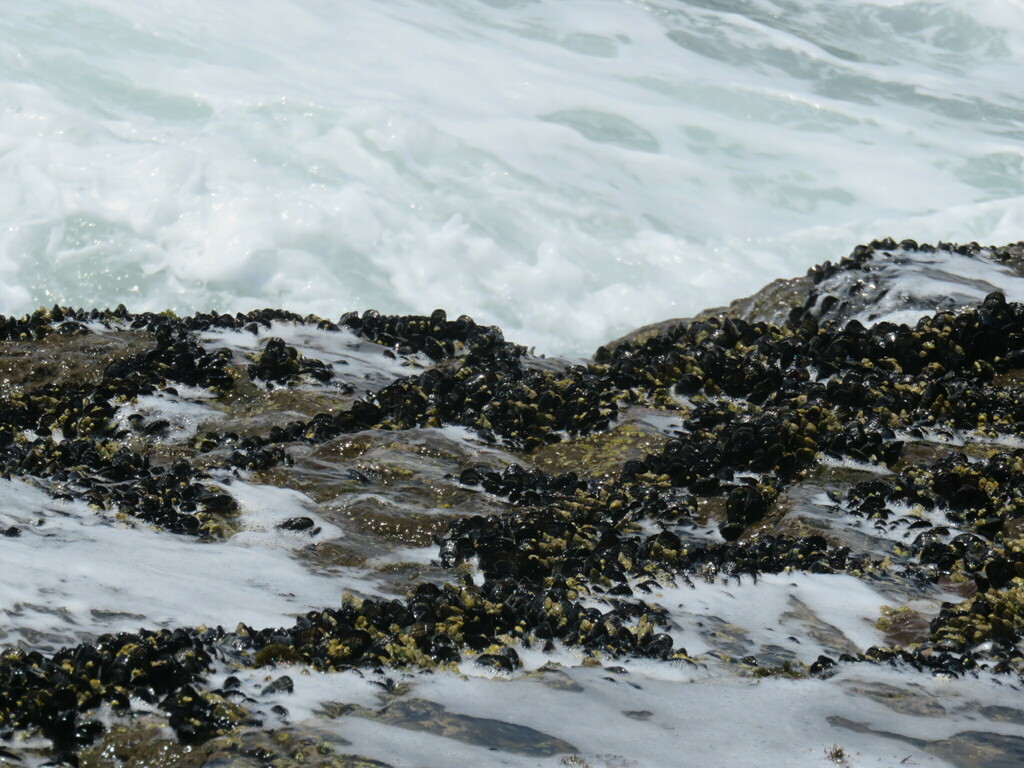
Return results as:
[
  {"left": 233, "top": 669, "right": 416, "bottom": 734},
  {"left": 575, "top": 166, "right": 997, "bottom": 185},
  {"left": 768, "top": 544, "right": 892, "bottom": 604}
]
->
[{"left": 4, "top": 240, "right": 1024, "bottom": 764}]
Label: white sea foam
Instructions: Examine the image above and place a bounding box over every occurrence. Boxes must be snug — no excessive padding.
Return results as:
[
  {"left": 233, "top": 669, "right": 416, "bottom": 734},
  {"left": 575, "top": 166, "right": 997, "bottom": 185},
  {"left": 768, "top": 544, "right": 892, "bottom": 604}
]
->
[
  {"left": 810, "top": 246, "right": 1024, "bottom": 328},
  {"left": 114, "top": 389, "right": 224, "bottom": 442},
  {"left": 1, "top": 0, "right": 1023, "bottom": 354},
  {"left": 229, "top": 649, "right": 1024, "bottom": 768},
  {"left": 652, "top": 572, "right": 889, "bottom": 659},
  {"left": 0, "top": 477, "right": 373, "bottom": 652},
  {"left": 198, "top": 320, "right": 427, "bottom": 391}
]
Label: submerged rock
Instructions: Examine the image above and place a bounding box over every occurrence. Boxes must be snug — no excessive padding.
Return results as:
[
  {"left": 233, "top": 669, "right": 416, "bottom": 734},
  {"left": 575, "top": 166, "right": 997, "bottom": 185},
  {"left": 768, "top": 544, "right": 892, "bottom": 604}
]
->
[{"left": 345, "top": 698, "right": 576, "bottom": 757}]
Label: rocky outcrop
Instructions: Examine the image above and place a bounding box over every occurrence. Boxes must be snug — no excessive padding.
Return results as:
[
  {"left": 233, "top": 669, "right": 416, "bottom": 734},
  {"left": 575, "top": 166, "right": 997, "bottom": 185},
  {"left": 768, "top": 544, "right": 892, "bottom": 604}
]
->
[{"left": 4, "top": 240, "right": 1024, "bottom": 765}]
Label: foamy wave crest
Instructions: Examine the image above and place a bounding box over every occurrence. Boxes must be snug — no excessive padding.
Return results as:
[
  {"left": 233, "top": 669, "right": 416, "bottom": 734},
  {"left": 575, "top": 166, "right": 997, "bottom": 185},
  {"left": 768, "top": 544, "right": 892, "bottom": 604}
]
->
[{"left": 1, "top": 0, "right": 1024, "bottom": 354}]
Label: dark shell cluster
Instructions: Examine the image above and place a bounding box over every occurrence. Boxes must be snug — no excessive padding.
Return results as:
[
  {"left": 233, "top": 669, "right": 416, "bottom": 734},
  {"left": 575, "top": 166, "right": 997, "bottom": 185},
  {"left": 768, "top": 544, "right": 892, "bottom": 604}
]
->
[
  {"left": 5, "top": 240, "right": 1024, "bottom": 762},
  {"left": 0, "top": 383, "right": 239, "bottom": 536},
  {"left": 248, "top": 337, "right": 333, "bottom": 386},
  {"left": 0, "top": 628, "right": 220, "bottom": 765}
]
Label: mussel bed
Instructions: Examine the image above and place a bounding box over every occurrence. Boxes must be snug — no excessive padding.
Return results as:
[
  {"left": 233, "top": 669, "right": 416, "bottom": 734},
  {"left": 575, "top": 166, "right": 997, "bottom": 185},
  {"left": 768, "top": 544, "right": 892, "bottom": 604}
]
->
[{"left": 3, "top": 240, "right": 1024, "bottom": 765}]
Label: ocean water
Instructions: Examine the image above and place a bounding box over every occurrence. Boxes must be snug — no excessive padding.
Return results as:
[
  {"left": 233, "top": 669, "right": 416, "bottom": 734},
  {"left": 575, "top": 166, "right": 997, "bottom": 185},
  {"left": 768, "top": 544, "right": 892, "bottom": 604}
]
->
[{"left": 2, "top": 0, "right": 1024, "bottom": 355}]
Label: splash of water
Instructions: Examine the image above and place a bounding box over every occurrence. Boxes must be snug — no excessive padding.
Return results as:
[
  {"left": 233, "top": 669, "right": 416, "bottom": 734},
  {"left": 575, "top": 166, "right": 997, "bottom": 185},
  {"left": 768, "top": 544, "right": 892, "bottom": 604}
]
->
[{"left": 1, "top": 0, "right": 1023, "bottom": 354}]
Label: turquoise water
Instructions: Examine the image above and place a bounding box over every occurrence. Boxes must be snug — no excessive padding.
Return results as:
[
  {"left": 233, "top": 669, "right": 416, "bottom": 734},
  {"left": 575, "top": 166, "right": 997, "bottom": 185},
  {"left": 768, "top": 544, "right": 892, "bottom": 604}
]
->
[{"left": 1, "top": 0, "right": 1023, "bottom": 352}]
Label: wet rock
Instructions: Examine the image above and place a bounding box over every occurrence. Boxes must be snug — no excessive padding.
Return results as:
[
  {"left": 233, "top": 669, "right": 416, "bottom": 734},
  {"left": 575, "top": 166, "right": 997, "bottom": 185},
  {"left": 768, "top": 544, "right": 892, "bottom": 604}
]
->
[
  {"left": 353, "top": 698, "right": 577, "bottom": 757},
  {"left": 597, "top": 275, "right": 812, "bottom": 355},
  {"left": 6, "top": 241, "right": 1024, "bottom": 764},
  {"left": 830, "top": 715, "right": 1024, "bottom": 768},
  {"left": 530, "top": 422, "right": 669, "bottom": 479}
]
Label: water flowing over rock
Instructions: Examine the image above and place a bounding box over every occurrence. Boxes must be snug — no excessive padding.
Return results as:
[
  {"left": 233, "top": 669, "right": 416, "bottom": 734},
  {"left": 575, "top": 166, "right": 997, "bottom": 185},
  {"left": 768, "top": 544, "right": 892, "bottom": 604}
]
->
[{"left": 4, "top": 241, "right": 1024, "bottom": 767}]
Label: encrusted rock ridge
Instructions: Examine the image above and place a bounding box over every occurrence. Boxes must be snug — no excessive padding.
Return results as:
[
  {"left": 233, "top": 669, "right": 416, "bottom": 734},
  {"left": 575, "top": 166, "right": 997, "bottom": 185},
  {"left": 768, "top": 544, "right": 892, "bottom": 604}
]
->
[{"left": 2, "top": 239, "right": 1024, "bottom": 765}]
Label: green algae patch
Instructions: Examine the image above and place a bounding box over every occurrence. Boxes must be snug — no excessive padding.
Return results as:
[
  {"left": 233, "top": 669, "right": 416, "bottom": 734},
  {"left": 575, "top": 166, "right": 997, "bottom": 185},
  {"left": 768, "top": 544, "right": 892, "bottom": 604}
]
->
[
  {"left": 297, "top": 540, "right": 369, "bottom": 570},
  {"left": 530, "top": 422, "right": 669, "bottom": 479},
  {"left": 202, "top": 727, "right": 390, "bottom": 768},
  {"left": 622, "top": 710, "right": 653, "bottom": 721},
  {"left": 527, "top": 663, "right": 586, "bottom": 693}
]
